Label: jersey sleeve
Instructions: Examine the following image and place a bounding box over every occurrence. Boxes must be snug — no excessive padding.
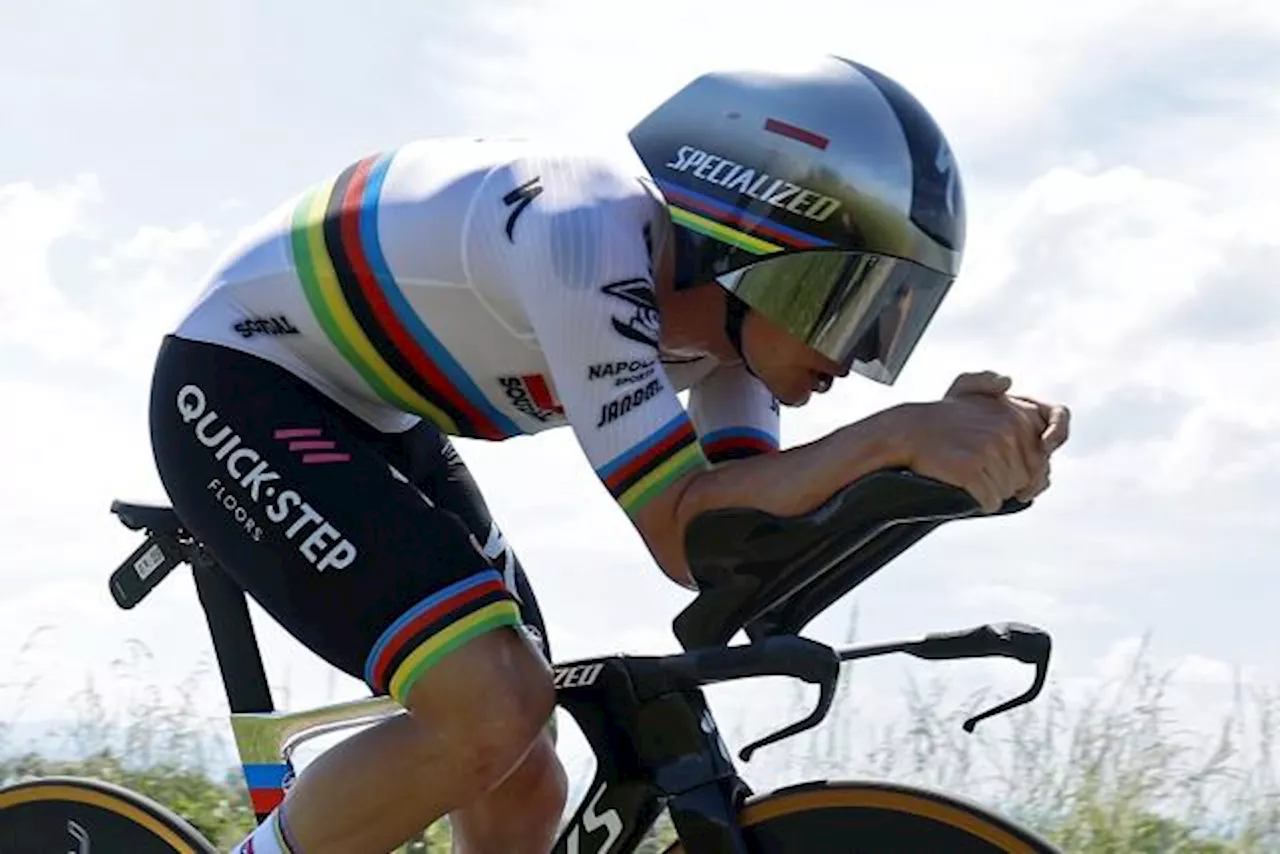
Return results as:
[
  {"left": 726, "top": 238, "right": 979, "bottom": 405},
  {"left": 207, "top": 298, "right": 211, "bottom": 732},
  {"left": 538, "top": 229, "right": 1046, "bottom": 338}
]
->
[
  {"left": 688, "top": 362, "right": 781, "bottom": 464},
  {"left": 466, "top": 154, "right": 710, "bottom": 518}
]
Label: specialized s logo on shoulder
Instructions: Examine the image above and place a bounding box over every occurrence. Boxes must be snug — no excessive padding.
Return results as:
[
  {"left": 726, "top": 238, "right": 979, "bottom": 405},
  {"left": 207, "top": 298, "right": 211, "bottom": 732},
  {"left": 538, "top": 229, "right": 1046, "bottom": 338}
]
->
[
  {"left": 601, "top": 278, "right": 659, "bottom": 350},
  {"left": 503, "top": 176, "right": 543, "bottom": 242}
]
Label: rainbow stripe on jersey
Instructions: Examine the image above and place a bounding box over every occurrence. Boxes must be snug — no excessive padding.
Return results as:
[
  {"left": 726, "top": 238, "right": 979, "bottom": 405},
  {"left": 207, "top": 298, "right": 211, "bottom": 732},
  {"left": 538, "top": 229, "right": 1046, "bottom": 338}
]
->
[
  {"left": 289, "top": 152, "right": 521, "bottom": 440},
  {"left": 701, "top": 426, "right": 778, "bottom": 464},
  {"left": 597, "top": 414, "right": 707, "bottom": 515}
]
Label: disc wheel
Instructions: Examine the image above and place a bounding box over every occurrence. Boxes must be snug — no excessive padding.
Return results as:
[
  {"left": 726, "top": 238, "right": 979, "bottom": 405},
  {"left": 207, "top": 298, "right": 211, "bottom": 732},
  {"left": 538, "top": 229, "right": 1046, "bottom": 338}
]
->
[
  {"left": 0, "top": 776, "right": 217, "bottom": 853},
  {"left": 663, "top": 779, "right": 1061, "bottom": 853}
]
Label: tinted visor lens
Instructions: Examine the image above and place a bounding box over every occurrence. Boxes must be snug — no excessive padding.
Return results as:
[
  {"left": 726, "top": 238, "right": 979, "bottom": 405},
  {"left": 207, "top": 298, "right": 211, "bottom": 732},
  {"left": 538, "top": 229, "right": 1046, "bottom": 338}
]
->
[{"left": 718, "top": 251, "right": 954, "bottom": 385}]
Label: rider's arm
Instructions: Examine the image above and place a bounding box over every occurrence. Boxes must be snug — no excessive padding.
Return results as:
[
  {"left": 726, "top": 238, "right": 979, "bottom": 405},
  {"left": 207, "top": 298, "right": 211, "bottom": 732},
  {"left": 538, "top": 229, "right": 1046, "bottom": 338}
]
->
[
  {"left": 687, "top": 361, "right": 780, "bottom": 464},
  {"left": 636, "top": 406, "right": 910, "bottom": 587},
  {"left": 667, "top": 407, "right": 910, "bottom": 538},
  {"left": 661, "top": 350, "right": 914, "bottom": 584}
]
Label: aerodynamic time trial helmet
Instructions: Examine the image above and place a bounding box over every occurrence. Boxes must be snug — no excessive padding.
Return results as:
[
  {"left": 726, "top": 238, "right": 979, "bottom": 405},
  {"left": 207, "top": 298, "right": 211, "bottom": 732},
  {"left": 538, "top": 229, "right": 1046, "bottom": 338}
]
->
[{"left": 628, "top": 55, "right": 966, "bottom": 385}]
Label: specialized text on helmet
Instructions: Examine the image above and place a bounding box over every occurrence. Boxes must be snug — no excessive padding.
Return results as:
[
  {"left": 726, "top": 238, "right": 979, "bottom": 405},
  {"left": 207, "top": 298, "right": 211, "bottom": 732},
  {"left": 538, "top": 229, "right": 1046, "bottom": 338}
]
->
[{"left": 665, "top": 146, "right": 841, "bottom": 223}]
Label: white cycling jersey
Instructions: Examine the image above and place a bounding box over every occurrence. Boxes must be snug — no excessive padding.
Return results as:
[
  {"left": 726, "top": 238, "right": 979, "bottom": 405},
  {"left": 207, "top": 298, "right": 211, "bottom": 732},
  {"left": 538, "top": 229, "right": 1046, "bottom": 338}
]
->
[{"left": 174, "top": 137, "right": 780, "bottom": 518}]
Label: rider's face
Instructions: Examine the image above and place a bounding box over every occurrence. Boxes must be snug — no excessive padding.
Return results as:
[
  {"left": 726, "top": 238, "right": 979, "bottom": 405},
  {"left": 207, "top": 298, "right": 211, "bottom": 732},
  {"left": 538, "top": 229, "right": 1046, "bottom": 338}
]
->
[{"left": 742, "top": 310, "right": 847, "bottom": 407}]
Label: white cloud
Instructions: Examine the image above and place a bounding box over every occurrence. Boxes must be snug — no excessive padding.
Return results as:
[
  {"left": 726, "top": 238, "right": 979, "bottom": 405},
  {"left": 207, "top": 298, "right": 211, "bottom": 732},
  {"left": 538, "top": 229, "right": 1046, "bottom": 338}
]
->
[
  {"left": 953, "top": 583, "right": 1117, "bottom": 627},
  {"left": 0, "top": 175, "right": 106, "bottom": 363},
  {"left": 0, "top": 175, "right": 220, "bottom": 380},
  {"left": 99, "top": 222, "right": 217, "bottom": 265}
]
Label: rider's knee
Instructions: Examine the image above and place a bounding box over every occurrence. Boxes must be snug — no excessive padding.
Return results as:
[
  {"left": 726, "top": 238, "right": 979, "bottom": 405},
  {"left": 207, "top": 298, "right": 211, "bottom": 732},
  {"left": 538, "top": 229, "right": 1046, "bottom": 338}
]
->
[
  {"left": 501, "top": 729, "right": 568, "bottom": 803},
  {"left": 401, "top": 627, "right": 555, "bottom": 792},
  {"left": 454, "top": 692, "right": 556, "bottom": 794},
  {"left": 524, "top": 732, "right": 569, "bottom": 814}
]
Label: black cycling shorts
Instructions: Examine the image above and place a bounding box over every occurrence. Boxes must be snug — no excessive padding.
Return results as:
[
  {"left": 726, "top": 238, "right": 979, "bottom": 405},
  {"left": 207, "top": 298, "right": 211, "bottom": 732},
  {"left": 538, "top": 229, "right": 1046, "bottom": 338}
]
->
[{"left": 148, "top": 335, "right": 550, "bottom": 706}]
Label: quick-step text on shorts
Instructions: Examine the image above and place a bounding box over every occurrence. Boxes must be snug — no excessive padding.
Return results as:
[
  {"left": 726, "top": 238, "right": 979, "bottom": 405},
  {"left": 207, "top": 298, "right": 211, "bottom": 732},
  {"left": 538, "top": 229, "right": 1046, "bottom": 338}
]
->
[{"left": 176, "top": 384, "right": 358, "bottom": 572}]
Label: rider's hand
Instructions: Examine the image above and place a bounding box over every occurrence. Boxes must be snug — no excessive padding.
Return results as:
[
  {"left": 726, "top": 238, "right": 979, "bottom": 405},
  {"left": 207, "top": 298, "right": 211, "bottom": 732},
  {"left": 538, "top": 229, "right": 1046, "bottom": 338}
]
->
[
  {"left": 946, "top": 371, "right": 1071, "bottom": 451},
  {"left": 889, "top": 371, "right": 1068, "bottom": 513},
  {"left": 943, "top": 371, "right": 1071, "bottom": 503},
  {"left": 1004, "top": 391, "right": 1070, "bottom": 501}
]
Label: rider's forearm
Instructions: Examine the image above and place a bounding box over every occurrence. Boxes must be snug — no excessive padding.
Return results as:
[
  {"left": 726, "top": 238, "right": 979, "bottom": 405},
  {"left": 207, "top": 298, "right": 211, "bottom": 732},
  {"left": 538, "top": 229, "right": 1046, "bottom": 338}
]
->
[
  {"left": 638, "top": 405, "right": 912, "bottom": 588},
  {"left": 676, "top": 404, "right": 911, "bottom": 530}
]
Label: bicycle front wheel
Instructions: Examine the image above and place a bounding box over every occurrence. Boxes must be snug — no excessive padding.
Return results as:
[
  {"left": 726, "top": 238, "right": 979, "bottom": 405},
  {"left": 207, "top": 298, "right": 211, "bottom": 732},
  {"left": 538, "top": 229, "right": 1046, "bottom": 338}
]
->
[
  {"left": 0, "top": 776, "right": 217, "bottom": 853},
  {"left": 664, "top": 779, "right": 1060, "bottom": 853}
]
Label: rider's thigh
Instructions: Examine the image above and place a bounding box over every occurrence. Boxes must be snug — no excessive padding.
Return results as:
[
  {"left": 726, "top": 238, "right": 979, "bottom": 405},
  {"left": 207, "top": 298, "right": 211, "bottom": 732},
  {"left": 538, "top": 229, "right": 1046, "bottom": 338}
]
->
[
  {"left": 147, "top": 335, "right": 533, "bottom": 702},
  {"left": 369, "top": 421, "right": 554, "bottom": 664},
  {"left": 401, "top": 625, "right": 555, "bottom": 787}
]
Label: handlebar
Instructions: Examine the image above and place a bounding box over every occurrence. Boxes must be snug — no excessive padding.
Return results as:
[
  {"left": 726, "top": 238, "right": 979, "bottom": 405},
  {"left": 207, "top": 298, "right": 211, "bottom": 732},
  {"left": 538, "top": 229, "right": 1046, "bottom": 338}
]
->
[{"left": 648, "top": 621, "right": 1052, "bottom": 761}]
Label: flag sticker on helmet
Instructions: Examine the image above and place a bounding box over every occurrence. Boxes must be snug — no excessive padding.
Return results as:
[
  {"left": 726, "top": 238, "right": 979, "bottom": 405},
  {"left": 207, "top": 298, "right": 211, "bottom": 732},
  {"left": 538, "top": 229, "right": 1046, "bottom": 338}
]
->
[
  {"left": 663, "top": 146, "right": 842, "bottom": 223},
  {"left": 763, "top": 118, "right": 829, "bottom": 151}
]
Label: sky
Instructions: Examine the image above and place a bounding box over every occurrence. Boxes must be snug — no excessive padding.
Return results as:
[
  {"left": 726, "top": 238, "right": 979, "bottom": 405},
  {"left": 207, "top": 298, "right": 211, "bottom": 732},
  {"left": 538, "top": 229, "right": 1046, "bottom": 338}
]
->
[{"left": 2, "top": 0, "right": 1278, "bottom": 813}]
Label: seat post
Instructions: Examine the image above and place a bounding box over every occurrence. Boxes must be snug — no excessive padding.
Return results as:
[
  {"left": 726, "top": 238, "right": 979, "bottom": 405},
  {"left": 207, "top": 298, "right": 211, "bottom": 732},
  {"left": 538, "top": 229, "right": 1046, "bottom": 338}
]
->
[{"left": 190, "top": 556, "right": 275, "bottom": 714}]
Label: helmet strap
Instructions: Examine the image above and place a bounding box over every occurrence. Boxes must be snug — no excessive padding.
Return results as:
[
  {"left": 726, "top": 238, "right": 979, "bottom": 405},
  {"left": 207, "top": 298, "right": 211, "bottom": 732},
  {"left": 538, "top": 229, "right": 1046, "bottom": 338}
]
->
[{"left": 723, "top": 293, "right": 759, "bottom": 379}]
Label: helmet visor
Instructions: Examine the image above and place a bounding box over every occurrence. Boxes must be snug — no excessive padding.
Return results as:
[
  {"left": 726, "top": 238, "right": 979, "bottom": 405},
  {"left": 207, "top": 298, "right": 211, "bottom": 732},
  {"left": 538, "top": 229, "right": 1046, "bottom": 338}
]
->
[{"left": 717, "top": 251, "right": 954, "bottom": 385}]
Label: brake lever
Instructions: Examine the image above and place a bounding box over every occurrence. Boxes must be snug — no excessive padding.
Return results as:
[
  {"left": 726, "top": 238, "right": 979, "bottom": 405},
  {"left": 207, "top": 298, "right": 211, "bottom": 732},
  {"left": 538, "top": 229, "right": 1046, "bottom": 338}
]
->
[
  {"left": 904, "top": 621, "right": 1052, "bottom": 732},
  {"left": 661, "top": 635, "right": 842, "bottom": 762},
  {"left": 738, "top": 670, "right": 837, "bottom": 763}
]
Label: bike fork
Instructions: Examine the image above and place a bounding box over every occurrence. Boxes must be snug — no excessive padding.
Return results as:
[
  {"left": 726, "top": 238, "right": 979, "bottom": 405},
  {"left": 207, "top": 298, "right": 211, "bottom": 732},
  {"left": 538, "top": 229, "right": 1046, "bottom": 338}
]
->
[{"left": 667, "top": 778, "right": 753, "bottom": 854}]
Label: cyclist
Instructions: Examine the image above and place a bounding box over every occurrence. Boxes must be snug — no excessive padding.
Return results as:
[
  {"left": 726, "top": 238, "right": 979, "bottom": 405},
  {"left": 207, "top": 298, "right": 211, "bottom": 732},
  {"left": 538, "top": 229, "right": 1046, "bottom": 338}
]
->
[{"left": 146, "top": 55, "right": 1070, "bottom": 854}]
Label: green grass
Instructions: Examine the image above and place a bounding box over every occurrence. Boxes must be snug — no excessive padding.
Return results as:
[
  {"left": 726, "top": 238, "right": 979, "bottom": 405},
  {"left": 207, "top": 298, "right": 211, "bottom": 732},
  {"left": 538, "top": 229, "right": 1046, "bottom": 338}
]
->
[{"left": 3, "top": 623, "right": 1277, "bottom": 853}]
